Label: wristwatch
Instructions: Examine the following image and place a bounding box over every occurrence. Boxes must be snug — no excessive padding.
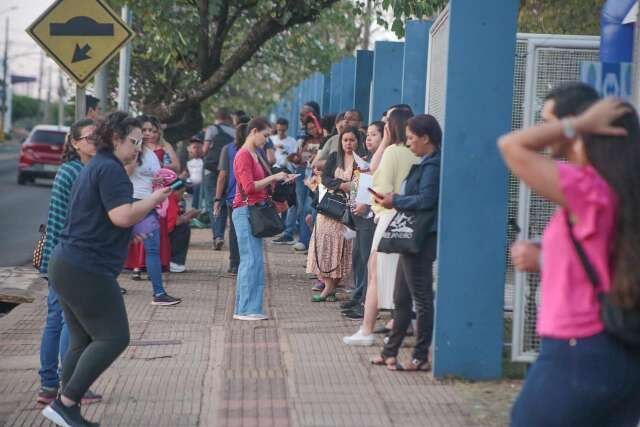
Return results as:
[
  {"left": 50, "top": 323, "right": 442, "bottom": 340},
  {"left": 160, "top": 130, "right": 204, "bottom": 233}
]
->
[{"left": 561, "top": 118, "right": 577, "bottom": 140}]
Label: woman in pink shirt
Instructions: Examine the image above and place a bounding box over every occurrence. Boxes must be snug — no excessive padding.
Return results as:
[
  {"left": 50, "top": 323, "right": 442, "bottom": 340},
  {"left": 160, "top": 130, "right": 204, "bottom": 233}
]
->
[
  {"left": 232, "top": 118, "right": 294, "bottom": 321},
  {"left": 499, "top": 98, "right": 640, "bottom": 426}
]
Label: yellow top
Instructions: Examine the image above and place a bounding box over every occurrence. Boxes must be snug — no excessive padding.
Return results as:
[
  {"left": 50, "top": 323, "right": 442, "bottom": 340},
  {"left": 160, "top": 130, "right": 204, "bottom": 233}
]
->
[{"left": 371, "top": 144, "right": 419, "bottom": 217}]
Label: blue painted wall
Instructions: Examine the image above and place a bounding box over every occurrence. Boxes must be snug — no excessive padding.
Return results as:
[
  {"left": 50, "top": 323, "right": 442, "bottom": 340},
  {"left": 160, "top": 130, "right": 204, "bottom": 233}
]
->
[
  {"left": 322, "top": 73, "right": 331, "bottom": 115},
  {"left": 433, "top": 0, "right": 519, "bottom": 380},
  {"left": 339, "top": 56, "right": 356, "bottom": 112},
  {"left": 402, "top": 20, "right": 432, "bottom": 114},
  {"left": 369, "top": 41, "right": 404, "bottom": 122},
  {"left": 354, "top": 50, "right": 374, "bottom": 122},
  {"left": 329, "top": 62, "right": 343, "bottom": 113}
]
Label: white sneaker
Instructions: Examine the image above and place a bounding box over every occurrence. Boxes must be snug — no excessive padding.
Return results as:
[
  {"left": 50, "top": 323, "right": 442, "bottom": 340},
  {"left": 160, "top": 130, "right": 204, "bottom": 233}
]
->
[
  {"left": 292, "top": 242, "right": 307, "bottom": 252},
  {"left": 233, "top": 313, "right": 268, "bottom": 321},
  {"left": 169, "top": 262, "right": 186, "bottom": 273},
  {"left": 343, "top": 329, "right": 375, "bottom": 346}
]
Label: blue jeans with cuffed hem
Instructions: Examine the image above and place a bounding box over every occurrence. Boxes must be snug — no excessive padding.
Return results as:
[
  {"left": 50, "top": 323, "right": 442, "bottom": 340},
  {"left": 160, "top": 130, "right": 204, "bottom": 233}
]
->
[
  {"left": 39, "top": 282, "right": 70, "bottom": 389},
  {"left": 510, "top": 332, "right": 640, "bottom": 427},
  {"left": 232, "top": 206, "right": 265, "bottom": 315},
  {"left": 143, "top": 225, "right": 166, "bottom": 297}
]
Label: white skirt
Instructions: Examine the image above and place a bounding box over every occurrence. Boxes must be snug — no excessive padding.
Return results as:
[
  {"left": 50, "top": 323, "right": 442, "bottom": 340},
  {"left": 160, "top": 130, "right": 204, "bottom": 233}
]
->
[{"left": 371, "top": 211, "right": 399, "bottom": 310}]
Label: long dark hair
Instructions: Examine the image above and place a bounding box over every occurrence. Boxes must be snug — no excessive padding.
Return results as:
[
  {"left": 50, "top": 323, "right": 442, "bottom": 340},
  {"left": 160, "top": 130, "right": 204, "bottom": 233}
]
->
[
  {"left": 336, "top": 126, "right": 364, "bottom": 170},
  {"left": 407, "top": 114, "right": 442, "bottom": 150},
  {"left": 235, "top": 123, "right": 248, "bottom": 149},
  {"left": 95, "top": 112, "right": 141, "bottom": 153},
  {"left": 387, "top": 108, "right": 414, "bottom": 144},
  {"left": 582, "top": 104, "right": 640, "bottom": 309},
  {"left": 62, "top": 119, "right": 95, "bottom": 162}
]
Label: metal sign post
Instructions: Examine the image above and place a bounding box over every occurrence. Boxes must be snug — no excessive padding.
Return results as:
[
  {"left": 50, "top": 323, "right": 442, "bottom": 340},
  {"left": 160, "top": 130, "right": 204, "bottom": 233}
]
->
[{"left": 75, "top": 86, "right": 86, "bottom": 121}]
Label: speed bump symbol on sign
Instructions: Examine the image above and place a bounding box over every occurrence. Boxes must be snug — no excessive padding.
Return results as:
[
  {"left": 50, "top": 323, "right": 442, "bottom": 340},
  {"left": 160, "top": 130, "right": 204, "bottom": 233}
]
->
[{"left": 27, "top": 0, "right": 134, "bottom": 87}]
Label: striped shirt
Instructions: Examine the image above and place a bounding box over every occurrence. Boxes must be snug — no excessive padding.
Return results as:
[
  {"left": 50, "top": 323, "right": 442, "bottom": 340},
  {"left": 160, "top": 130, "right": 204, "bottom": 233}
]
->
[{"left": 40, "top": 160, "right": 84, "bottom": 274}]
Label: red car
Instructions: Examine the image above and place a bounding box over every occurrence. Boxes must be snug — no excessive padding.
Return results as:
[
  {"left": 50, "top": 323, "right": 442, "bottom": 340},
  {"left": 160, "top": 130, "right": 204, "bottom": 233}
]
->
[{"left": 17, "top": 125, "right": 69, "bottom": 185}]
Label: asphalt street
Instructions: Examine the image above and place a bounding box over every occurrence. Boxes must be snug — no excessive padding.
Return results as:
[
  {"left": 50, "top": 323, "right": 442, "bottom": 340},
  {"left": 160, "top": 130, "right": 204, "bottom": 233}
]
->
[{"left": 0, "top": 143, "right": 52, "bottom": 267}]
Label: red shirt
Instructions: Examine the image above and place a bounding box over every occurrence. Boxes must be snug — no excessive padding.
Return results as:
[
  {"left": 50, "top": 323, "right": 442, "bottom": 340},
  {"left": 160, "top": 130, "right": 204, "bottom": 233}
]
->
[{"left": 233, "top": 148, "right": 268, "bottom": 208}]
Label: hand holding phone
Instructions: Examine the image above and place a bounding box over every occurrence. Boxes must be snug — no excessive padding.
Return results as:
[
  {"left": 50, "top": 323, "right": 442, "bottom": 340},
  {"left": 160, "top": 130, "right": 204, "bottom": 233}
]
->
[
  {"left": 367, "top": 187, "right": 383, "bottom": 200},
  {"left": 169, "top": 179, "right": 186, "bottom": 190},
  {"left": 284, "top": 174, "right": 300, "bottom": 184}
]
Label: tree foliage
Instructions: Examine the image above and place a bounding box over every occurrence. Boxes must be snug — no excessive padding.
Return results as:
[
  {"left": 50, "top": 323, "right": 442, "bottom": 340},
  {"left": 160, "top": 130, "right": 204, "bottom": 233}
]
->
[{"left": 518, "top": 0, "right": 605, "bottom": 35}]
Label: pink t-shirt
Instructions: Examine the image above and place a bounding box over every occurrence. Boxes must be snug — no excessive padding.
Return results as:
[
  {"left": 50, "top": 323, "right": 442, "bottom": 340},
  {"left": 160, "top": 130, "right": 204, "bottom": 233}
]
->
[{"left": 537, "top": 162, "right": 618, "bottom": 339}]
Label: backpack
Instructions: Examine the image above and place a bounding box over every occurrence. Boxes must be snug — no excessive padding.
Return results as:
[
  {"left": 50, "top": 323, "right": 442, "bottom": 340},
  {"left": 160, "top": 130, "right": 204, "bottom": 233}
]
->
[{"left": 204, "top": 125, "right": 234, "bottom": 172}]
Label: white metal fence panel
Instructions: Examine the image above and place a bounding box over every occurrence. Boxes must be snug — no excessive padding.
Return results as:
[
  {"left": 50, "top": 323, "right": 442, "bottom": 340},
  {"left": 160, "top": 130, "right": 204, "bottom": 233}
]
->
[
  {"left": 426, "top": 6, "right": 449, "bottom": 125},
  {"left": 510, "top": 35, "right": 600, "bottom": 362}
]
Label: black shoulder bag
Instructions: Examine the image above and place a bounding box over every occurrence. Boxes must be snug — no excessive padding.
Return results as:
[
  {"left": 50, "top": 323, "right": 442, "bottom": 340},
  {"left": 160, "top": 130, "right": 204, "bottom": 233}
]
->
[
  {"left": 237, "top": 155, "right": 285, "bottom": 238},
  {"left": 566, "top": 213, "right": 640, "bottom": 350}
]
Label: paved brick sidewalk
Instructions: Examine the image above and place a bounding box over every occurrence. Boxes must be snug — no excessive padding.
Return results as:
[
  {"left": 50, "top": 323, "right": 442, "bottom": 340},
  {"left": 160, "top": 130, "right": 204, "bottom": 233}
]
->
[{"left": 0, "top": 229, "right": 518, "bottom": 427}]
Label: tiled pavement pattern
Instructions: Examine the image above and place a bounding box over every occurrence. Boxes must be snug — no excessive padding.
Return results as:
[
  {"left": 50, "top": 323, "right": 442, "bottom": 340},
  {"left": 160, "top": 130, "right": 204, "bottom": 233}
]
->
[{"left": 0, "top": 229, "right": 514, "bottom": 427}]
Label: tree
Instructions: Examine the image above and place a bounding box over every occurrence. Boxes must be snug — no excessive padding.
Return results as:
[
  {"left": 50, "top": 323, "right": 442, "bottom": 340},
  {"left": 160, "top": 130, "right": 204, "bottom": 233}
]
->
[
  {"left": 518, "top": 0, "right": 605, "bottom": 35},
  {"left": 108, "top": 0, "right": 354, "bottom": 141}
]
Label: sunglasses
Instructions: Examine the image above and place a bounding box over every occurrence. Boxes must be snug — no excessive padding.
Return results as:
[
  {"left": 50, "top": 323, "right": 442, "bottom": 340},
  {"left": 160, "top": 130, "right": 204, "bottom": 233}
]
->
[
  {"left": 128, "top": 136, "right": 143, "bottom": 147},
  {"left": 77, "top": 134, "right": 96, "bottom": 143}
]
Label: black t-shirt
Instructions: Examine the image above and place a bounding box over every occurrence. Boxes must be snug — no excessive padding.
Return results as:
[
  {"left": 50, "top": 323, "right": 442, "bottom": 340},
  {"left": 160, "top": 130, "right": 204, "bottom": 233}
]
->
[{"left": 54, "top": 150, "right": 134, "bottom": 277}]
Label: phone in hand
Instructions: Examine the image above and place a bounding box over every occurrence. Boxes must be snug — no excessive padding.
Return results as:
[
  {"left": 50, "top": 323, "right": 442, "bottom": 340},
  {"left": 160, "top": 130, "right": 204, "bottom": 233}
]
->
[
  {"left": 169, "top": 179, "right": 186, "bottom": 190},
  {"left": 367, "top": 187, "right": 383, "bottom": 199}
]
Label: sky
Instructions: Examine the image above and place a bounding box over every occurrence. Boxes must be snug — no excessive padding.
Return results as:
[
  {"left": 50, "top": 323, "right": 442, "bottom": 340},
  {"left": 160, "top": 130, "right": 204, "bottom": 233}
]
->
[{"left": 2, "top": 0, "right": 397, "bottom": 101}]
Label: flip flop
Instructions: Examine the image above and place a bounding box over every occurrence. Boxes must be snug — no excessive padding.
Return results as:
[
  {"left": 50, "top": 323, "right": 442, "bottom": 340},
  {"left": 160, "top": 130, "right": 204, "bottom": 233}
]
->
[
  {"left": 311, "top": 294, "right": 337, "bottom": 302},
  {"left": 388, "top": 358, "right": 431, "bottom": 372},
  {"left": 370, "top": 354, "right": 396, "bottom": 366}
]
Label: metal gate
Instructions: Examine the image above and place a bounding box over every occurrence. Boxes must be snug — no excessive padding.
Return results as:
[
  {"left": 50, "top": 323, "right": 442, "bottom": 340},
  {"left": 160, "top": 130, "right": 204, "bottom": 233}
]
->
[{"left": 509, "top": 34, "right": 600, "bottom": 362}]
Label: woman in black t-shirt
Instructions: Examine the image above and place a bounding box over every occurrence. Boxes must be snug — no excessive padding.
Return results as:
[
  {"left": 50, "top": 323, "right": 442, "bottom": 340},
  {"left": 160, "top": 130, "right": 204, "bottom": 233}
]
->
[{"left": 43, "top": 112, "right": 171, "bottom": 427}]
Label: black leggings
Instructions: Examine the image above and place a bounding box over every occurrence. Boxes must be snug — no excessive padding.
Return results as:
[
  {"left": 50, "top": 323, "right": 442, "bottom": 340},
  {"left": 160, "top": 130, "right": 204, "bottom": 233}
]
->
[
  {"left": 382, "top": 233, "right": 437, "bottom": 362},
  {"left": 48, "top": 256, "right": 130, "bottom": 402}
]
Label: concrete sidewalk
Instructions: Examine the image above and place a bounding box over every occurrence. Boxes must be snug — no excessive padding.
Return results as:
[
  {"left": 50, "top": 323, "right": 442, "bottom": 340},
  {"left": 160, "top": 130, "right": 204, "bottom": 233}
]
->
[{"left": 0, "top": 229, "right": 520, "bottom": 427}]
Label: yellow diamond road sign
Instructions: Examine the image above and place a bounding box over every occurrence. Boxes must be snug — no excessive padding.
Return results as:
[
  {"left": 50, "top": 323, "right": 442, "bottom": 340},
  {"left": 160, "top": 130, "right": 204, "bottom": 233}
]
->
[{"left": 27, "top": 0, "right": 135, "bottom": 87}]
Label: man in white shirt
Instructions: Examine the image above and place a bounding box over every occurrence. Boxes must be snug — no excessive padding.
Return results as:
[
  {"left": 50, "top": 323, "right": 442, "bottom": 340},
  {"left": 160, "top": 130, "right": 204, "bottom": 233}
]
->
[{"left": 271, "top": 118, "right": 299, "bottom": 172}]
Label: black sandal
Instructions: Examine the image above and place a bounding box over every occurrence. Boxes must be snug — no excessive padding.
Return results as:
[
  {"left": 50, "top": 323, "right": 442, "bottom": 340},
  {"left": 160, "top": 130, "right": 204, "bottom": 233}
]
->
[
  {"left": 370, "top": 354, "right": 396, "bottom": 367},
  {"left": 389, "top": 358, "right": 431, "bottom": 372}
]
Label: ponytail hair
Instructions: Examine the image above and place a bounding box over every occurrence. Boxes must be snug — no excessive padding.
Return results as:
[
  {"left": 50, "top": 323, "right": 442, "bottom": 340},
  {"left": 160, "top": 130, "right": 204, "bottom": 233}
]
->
[
  {"left": 62, "top": 118, "right": 95, "bottom": 162},
  {"left": 235, "top": 123, "right": 249, "bottom": 149}
]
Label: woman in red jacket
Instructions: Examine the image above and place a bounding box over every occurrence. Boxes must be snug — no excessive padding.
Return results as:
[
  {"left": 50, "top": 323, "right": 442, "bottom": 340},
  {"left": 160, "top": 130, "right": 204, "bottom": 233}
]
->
[{"left": 232, "top": 118, "right": 295, "bottom": 321}]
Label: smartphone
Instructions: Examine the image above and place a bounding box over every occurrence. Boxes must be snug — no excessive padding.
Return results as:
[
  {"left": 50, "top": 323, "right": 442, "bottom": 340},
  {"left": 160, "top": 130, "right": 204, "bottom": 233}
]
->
[
  {"left": 169, "top": 179, "right": 186, "bottom": 190},
  {"left": 367, "top": 187, "right": 383, "bottom": 199}
]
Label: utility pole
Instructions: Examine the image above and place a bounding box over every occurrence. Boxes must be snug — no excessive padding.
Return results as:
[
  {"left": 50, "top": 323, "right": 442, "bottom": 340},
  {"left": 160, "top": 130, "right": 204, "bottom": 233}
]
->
[
  {"left": 94, "top": 66, "right": 108, "bottom": 112},
  {"left": 117, "top": 5, "right": 132, "bottom": 112},
  {"left": 0, "top": 16, "right": 9, "bottom": 141},
  {"left": 37, "top": 52, "right": 44, "bottom": 121},
  {"left": 44, "top": 67, "right": 52, "bottom": 124},
  {"left": 58, "top": 71, "right": 64, "bottom": 127}
]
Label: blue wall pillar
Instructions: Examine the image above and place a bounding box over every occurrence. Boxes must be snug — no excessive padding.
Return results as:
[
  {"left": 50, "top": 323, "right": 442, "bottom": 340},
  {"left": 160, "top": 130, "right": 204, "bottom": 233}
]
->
[
  {"left": 354, "top": 50, "right": 374, "bottom": 122},
  {"left": 329, "top": 61, "right": 343, "bottom": 113},
  {"left": 433, "top": 0, "right": 519, "bottom": 380},
  {"left": 402, "top": 20, "right": 432, "bottom": 114},
  {"left": 339, "top": 56, "right": 356, "bottom": 112},
  {"left": 369, "top": 41, "right": 404, "bottom": 122}
]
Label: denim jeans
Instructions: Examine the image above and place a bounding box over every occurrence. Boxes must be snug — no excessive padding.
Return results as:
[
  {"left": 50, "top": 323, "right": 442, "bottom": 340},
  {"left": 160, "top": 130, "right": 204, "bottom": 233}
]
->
[
  {"left": 143, "top": 225, "right": 167, "bottom": 297},
  {"left": 204, "top": 172, "right": 226, "bottom": 240},
  {"left": 39, "top": 282, "right": 70, "bottom": 388},
  {"left": 232, "top": 206, "right": 265, "bottom": 315},
  {"left": 511, "top": 333, "right": 640, "bottom": 427},
  {"left": 283, "top": 205, "right": 297, "bottom": 238},
  {"left": 350, "top": 216, "right": 375, "bottom": 305},
  {"left": 213, "top": 202, "right": 228, "bottom": 241},
  {"left": 189, "top": 183, "right": 201, "bottom": 210}
]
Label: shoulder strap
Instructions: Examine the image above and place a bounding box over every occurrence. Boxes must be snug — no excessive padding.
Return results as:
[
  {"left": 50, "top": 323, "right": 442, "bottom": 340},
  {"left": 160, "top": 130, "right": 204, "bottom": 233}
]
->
[{"left": 565, "top": 211, "right": 601, "bottom": 290}]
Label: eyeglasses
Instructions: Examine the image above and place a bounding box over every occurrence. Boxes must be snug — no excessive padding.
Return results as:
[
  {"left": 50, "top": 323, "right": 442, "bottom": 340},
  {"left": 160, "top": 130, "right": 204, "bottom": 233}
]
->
[
  {"left": 128, "top": 136, "right": 143, "bottom": 147},
  {"left": 77, "top": 134, "right": 96, "bottom": 143}
]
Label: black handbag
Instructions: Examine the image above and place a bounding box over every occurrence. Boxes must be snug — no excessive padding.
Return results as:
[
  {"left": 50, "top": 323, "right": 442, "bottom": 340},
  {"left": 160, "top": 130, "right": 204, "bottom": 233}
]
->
[
  {"left": 566, "top": 213, "right": 640, "bottom": 350},
  {"left": 377, "top": 209, "right": 436, "bottom": 255},
  {"left": 317, "top": 190, "right": 348, "bottom": 221}
]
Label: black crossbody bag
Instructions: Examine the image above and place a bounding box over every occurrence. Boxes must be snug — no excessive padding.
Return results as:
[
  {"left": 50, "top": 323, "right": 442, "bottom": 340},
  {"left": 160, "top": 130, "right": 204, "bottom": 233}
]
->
[{"left": 566, "top": 213, "right": 640, "bottom": 350}]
